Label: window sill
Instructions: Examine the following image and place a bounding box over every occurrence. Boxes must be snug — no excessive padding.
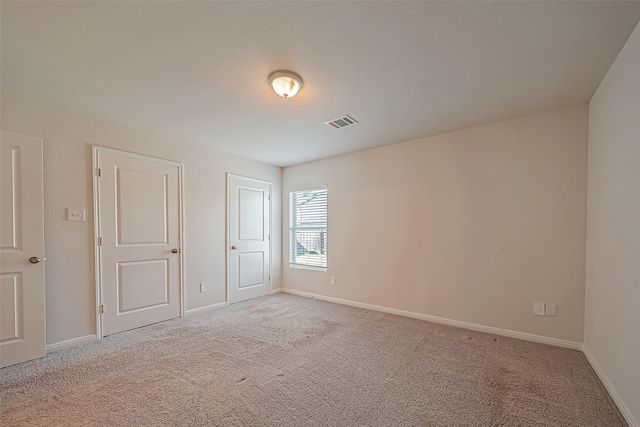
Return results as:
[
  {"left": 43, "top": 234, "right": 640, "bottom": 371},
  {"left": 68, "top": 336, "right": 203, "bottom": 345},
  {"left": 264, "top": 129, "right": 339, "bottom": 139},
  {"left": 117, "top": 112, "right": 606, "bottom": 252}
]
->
[{"left": 289, "top": 264, "right": 327, "bottom": 272}]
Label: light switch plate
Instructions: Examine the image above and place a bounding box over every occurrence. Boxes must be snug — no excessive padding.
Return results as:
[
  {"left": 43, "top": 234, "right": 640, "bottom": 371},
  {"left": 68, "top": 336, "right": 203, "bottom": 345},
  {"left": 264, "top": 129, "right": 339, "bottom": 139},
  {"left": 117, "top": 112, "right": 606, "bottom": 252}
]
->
[
  {"left": 67, "top": 208, "right": 85, "bottom": 222},
  {"left": 533, "top": 301, "right": 545, "bottom": 316}
]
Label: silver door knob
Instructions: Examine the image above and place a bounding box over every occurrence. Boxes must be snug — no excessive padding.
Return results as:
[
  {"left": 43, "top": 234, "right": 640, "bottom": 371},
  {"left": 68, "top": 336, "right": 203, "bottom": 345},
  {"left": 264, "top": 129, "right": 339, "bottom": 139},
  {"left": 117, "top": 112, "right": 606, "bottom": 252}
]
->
[
  {"left": 231, "top": 246, "right": 237, "bottom": 250},
  {"left": 171, "top": 248, "right": 180, "bottom": 254},
  {"left": 29, "top": 256, "right": 41, "bottom": 264}
]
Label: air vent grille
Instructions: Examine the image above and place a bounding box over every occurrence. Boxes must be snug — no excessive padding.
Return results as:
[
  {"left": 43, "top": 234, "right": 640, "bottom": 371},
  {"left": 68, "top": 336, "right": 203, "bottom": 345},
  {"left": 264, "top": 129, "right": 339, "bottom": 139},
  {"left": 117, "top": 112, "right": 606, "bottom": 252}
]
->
[{"left": 325, "top": 115, "right": 358, "bottom": 129}]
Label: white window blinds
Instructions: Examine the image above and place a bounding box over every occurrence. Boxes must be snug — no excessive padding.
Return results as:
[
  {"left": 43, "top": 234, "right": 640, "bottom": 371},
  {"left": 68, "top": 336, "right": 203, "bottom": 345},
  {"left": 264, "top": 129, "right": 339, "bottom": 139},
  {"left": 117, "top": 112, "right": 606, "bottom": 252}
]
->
[{"left": 289, "top": 187, "right": 327, "bottom": 269}]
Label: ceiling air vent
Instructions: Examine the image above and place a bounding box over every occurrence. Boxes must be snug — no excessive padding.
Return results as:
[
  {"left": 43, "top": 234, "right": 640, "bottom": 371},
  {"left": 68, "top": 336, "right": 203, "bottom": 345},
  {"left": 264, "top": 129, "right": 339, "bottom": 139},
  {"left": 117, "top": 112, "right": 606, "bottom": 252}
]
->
[{"left": 325, "top": 115, "right": 358, "bottom": 129}]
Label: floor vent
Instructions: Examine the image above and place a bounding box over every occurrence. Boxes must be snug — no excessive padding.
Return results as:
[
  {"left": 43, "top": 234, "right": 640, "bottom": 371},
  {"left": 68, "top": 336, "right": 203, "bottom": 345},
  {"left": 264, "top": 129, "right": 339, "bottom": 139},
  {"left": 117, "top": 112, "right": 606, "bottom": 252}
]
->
[{"left": 325, "top": 115, "right": 358, "bottom": 129}]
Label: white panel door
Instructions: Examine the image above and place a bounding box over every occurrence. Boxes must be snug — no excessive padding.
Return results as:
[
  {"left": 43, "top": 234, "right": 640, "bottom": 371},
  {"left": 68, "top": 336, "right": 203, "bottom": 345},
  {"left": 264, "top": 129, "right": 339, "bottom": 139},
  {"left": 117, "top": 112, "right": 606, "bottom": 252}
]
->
[
  {"left": 0, "top": 130, "right": 45, "bottom": 368},
  {"left": 228, "top": 175, "right": 270, "bottom": 304},
  {"left": 96, "top": 148, "right": 182, "bottom": 336}
]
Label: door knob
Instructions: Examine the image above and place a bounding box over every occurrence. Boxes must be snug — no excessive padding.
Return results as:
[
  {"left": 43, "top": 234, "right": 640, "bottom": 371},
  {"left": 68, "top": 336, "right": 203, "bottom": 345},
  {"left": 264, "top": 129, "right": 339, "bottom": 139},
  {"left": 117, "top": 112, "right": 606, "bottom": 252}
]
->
[
  {"left": 29, "top": 256, "right": 41, "bottom": 264},
  {"left": 231, "top": 246, "right": 237, "bottom": 250},
  {"left": 171, "top": 248, "right": 180, "bottom": 254}
]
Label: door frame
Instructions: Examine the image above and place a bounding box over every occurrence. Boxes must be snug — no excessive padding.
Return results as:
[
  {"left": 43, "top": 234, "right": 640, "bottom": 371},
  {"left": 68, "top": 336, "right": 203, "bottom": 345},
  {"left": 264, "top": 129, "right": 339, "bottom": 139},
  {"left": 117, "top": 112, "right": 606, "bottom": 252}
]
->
[
  {"left": 92, "top": 146, "right": 185, "bottom": 339},
  {"left": 226, "top": 173, "right": 272, "bottom": 303}
]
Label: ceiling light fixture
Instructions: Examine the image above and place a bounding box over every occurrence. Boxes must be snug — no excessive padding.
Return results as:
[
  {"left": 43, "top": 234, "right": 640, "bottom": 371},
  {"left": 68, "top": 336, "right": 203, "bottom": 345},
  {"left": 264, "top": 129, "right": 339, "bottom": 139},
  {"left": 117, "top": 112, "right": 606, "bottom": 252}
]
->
[{"left": 268, "top": 70, "right": 303, "bottom": 98}]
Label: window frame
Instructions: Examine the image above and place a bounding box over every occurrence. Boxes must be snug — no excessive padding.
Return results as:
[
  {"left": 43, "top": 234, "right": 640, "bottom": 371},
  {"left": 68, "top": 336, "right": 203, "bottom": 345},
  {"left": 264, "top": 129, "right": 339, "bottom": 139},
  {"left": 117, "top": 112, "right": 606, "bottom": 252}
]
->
[{"left": 288, "top": 186, "right": 328, "bottom": 271}]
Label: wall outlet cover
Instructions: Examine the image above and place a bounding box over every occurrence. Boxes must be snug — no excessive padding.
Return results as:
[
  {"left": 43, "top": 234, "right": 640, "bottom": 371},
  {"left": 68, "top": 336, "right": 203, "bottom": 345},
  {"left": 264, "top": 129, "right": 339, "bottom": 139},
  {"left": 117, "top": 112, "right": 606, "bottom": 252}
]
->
[
  {"left": 545, "top": 303, "right": 557, "bottom": 317},
  {"left": 330, "top": 276, "right": 336, "bottom": 285},
  {"left": 533, "top": 301, "right": 545, "bottom": 316},
  {"left": 200, "top": 282, "right": 208, "bottom": 293}
]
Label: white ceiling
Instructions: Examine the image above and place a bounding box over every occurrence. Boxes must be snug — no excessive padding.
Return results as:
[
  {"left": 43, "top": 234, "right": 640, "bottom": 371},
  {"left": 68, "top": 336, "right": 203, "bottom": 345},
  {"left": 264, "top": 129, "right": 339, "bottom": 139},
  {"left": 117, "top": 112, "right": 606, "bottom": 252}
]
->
[{"left": 2, "top": 1, "right": 640, "bottom": 167}]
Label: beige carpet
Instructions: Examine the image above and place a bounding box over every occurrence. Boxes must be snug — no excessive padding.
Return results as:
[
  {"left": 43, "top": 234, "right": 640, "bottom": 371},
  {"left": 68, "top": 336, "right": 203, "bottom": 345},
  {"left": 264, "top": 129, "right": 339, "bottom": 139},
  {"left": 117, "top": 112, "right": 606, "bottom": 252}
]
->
[{"left": 0, "top": 293, "right": 626, "bottom": 426}]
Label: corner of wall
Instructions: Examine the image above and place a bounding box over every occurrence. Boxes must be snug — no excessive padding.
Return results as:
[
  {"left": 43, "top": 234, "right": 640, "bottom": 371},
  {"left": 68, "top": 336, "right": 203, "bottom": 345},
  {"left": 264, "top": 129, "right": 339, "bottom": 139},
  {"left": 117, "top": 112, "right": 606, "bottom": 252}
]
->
[{"left": 582, "top": 346, "right": 639, "bottom": 427}]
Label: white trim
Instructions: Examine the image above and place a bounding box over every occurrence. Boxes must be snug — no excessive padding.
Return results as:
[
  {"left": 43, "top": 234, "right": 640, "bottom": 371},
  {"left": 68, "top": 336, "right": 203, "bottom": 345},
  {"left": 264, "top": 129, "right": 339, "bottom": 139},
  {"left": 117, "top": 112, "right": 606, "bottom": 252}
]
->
[
  {"left": 185, "top": 301, "right": 228, "bottom": 317},
  {"left": 281, "top": 288, "right": 583, "bottom": 350},
  {"left": 179, "top": 163, "right": 186, "bottom": 318},
  {"left": 289, "top": 264, "right": 328, "bottom": 272},
  {"left": 92, "top": 146, "right": 185, "bottom": 339},
  {"left": 288, "top": 184, "right": 328, "bottom": 193},
  {"left": 227, "top": 174, "right": 272, "bottom": 186},
  {"left": 271, "top": 288, "right": 283, "bottom": 294},
  {"left": 92, "top": 147, "right": 103, "bottom": 339},
  {"left": 583, "top": 346, "right": 639, "bottom": 427},
  {"left": 91, "top": 146, "right": 184, "bottom": 167},
  {"left": 46, "top": 335, "right": 97, "bottom": 354},
  {"left": 226, "top": 174, "right": 230, "bottom": 303}
]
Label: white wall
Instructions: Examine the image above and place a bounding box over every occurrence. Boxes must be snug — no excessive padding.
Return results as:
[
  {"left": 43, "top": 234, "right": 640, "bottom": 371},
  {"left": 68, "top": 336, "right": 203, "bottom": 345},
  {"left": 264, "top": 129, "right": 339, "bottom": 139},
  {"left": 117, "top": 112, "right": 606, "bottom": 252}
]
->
[
  {"left": 283, "top": 105, "right": 588, "bottom": 343},
  {"left": 1, "top": 89, "right": 282, "bottom": 346},
  {"left": 585, "top": 21, "right": 640, "bottom": 425}
]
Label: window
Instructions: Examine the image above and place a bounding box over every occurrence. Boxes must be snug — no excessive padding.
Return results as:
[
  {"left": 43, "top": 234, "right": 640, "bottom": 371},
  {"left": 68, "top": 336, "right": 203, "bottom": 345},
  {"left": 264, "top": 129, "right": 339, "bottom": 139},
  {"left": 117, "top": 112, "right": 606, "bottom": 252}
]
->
[{"left": 289, "top": 187, "right": 327, "bottom": 269}]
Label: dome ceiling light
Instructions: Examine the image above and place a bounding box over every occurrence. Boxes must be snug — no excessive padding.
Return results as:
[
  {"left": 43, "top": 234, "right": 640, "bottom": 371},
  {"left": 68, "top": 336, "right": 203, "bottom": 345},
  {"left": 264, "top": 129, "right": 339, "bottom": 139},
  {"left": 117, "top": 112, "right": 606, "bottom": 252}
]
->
[{"left": 268, "top": 70, "right": 303, "bottom": 98}]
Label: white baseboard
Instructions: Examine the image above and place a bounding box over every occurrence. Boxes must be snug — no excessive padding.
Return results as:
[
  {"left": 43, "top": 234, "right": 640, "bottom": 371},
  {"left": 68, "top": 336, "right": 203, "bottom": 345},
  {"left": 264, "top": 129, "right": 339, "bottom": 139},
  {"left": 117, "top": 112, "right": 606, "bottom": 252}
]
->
[
  {"left": 46, "top": 334, "right": 97, "bottom": 354},
  {"left": 281, "top": 288, "right": 583, "bottom": 350},
  {"left": 583, "top": 346, "right": 638, "bottom": 427},
  {"left": 185, "top": 301, "right": 228, "bottom": 316},
  {"left": 271, "top": 288, "right": 283, "bottom": 294}
]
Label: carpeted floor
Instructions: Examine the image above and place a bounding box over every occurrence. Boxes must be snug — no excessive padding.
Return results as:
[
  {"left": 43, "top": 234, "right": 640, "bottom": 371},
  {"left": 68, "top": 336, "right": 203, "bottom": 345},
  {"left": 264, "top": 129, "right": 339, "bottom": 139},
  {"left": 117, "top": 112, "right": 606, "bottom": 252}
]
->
[{"left": 0, "top": 293, "right": 626, "bottom": 426}]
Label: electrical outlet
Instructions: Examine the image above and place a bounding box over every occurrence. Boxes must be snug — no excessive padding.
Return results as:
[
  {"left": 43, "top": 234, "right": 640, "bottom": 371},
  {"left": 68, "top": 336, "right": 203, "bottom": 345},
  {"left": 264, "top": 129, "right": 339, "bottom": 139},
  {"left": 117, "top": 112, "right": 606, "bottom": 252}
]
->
[
  {"left": 330, "top": 276, "right": 336, "bottom": 285},
  {"left": 200, "top": 282, "right": 208, "bottom": 293},
  {"left": 533, "top": 301, "right": 545, "bottom": 316},
  {"left": 545, "top": 303, "right": 557, "bottom": 317}
]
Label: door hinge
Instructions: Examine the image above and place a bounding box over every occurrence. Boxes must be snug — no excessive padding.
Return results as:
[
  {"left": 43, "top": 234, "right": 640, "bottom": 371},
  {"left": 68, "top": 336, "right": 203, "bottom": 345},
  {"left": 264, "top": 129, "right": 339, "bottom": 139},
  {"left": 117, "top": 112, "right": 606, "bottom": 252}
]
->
[
  {"left": 269, "top": 275, "right": 271, "bottom": 281},
  {"left": 99, "top": 305, "right": 104, "bottom": 314},
  {"left": 268, "top": 235, "right": 270, "bottom": 240},
  {"left": 268, "top": 195, "right": 271, "bottom": 201},
  {"left": 98, "top": 236, "right": 102, "bottom": 246},
  {"left": 97, "top": 168, "right": 101, "bottom": 177}
]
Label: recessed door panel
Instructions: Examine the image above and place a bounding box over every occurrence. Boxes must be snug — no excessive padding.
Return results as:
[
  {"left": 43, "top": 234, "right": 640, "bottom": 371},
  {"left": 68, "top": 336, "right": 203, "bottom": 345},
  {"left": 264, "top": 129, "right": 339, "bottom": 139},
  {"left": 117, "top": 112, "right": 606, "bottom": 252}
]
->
[
  {"left": 0, "top": 130, "right": 45, "bottom": 368},
  {"left": 0, "top": 145, "right": 22, "bottom": 250},
  {"left": 0, "top": 273, "right": 23, "bottom": 343},
  {"left": 228, "top": 175, "right": 270, "bottom": 304},
  {"left": 237, "top": 252, "right": 264, "bottom": 289},
  {"left": 117, "top": 168, "right": 168, "bottom": 246},
  {"left": 238, "top": 187, "right": 264, "bottom": 241},
  {"left": 118, "top": 260, "right": 169, "bottom": 313}
]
